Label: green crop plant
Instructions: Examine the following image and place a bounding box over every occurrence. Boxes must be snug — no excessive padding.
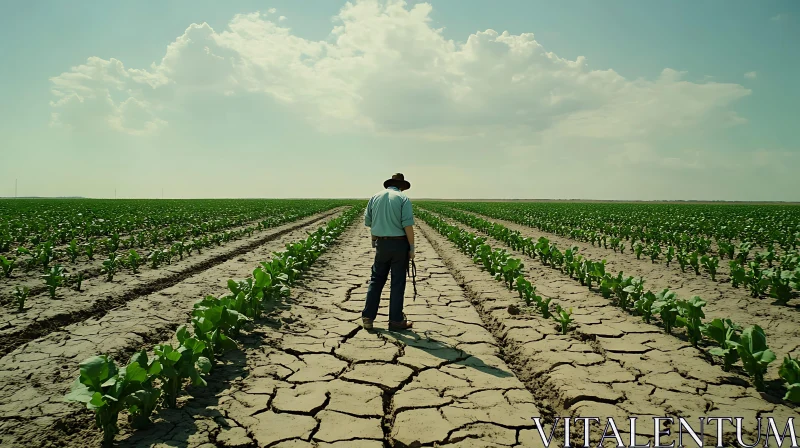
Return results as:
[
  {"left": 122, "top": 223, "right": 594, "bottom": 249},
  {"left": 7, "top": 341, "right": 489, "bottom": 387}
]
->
[
  {"left": 154, "top": 326, "right": 212, "bottom": 408},
  {"left": 13, "top": 285, "right": 31, "bottom": 312},
  {"left": 66, "top": 239, "right": 80, "bottom": 263},
  {"left": 555, "top": 307, "right": 574, "bottom": 334},
  {"left": 136, "top": 232, "right": 147, "bottom": 248},
  {"left": 577, "top": 260, "right": 590, "bottom": 286},
  {"left": 538, "top": 297, "right": 552, "bottom": 319},
  {"left": 174, "top": 241, "right": 186, "bottom": 260},
  {"left": 598, "top": 274, "right": 617, "bottom": 300},
  {"left": 745, "top": 262, "right": 769, "bottom": 297},
  {"left": 515, "top": 276, "right": 542, "bottom": 307},
  {"left": 778, "top": 355, "right": 800, "bottom": 403},
  {"left": 729, "top": 260, "right": 746, "bottom": 288},
  {"left": 648, "top": 243, "right": 661, "bottom": 263},
  {"left": 621, "top": 277, "right": 645, "bottom": 312},
  {"left": 665, "top": 246, "right": 675, "bottom": 267},
  {"left": 563, "top": 246, "right": 579, "bottom": 276},
  {"left": 611, "top": 273, "right": 632, "bottom": 306},
  {"left": 191, "top": 302, "right": 245, "bottom": 365},
  {"left": 675, "top": 296, "right": 706, "bottom": 347},
  {"left": 701, "top": 318, "right": 741, "bottom": 371},
  {"left": 763, "top": 244, "right": 776, "bottom": 267},
  {"left": 125, "top": 351, "right": 162, "bottom": 430},
  {"left": 718, "top": 240, "right": 735, "bottom": 260},
  {"left": 688, "top": 251, "right": 700, "bottom": 275},
  {"left": 42, "top": 264, "right": 66, "bottom": 299},
  {"left": 676, "top": 250, "right": 689, "bottom": 273},
  {"left": 0, "top": 255, "right": 16, "bottom": 278},
  {"left": 610, "top": 237, "right": 621, "bottom": 253},
  {"left": 101, "top": 253, "right": 119, "bottom": 281},
  {"left": 735, "top": 242, "right": 752, "bottom": 264},
  {"left": 730, "top": 325, "right": 776, "bottom": 391},
  {"left": 700, "top": 255, "right": 719, "bottom": 281},
  {"left": 763, "top": 268, "right": 793, "bottom": 305},
  {"left": 634, "top": 290, "right": 658, "bottom": 324},
  {"left": 84, "top": 239, "right": 97, "bottom": 260},
  {"left": 549, "top": 245, "right": 564, "bottom": 270},
  {"left": 634, "top": 242, "right": 644, "bottom": 260},
  {"left": 126, "top": 250, "right": 142, "bottom": 274},
  {"left": 37, "top": 241, "right": 54, "bottom": 270},
  {"left": 653, "top": 291, "right": 680, "bottom": 334},
  {"left": 535, "top": 237, "right": 552, "bottom": 266},
  {"left": 500, "top": 258, "right": 524, "bottom": 289},
  {"left": 64, "top": 354, "right": 159, "bottom": 444},
  {"left": 588, "top": 260, "right": 607, "bottom": 288},
  {"left": 149, "top": 249, "right": 163, "bottom": 269}
]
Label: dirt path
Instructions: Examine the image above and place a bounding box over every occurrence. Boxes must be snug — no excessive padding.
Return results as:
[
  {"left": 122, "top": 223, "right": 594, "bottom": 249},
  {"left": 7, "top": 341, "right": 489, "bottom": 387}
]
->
[
  {"left": 458, "top": 211, "right": 800, "bottom": 362},
  {"left": 0, "top": 208, "right": 345, "bottom": 358},
  {"left": 417, "top": 220, "right": 798, "bottom": 445},
  {"left": 102, "top": 222, "right": 547, "bottom": 447},
  {"left": 0, "top": 214, "right": 344, "bottom": 448}
]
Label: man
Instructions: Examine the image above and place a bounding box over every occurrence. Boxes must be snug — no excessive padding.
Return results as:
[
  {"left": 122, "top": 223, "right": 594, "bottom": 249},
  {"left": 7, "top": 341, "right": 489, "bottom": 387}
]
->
[{"left": 362, "top": 173, "right": 415, "bottom": 331}]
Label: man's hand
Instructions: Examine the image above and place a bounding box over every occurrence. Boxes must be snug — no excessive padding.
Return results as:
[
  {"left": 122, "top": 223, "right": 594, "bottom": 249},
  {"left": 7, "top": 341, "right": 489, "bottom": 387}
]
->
[{"left": 409, "top": 243, "right": 415, "bottom": 260}]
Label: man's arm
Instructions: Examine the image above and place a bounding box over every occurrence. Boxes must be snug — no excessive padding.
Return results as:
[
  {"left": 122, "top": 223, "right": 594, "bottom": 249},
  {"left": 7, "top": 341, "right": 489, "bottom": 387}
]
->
[
  {"left": 364, "top": 198, "right": 373, "bottom": 227},
  {"left": 401, "top": 198, "right": 415, "bottom": 259}
]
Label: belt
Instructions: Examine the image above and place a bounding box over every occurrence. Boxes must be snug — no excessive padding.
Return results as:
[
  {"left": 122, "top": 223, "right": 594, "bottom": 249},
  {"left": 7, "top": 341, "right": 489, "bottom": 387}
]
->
[{"left": 373, "top": 235, "right": 407, "bottom": 240}]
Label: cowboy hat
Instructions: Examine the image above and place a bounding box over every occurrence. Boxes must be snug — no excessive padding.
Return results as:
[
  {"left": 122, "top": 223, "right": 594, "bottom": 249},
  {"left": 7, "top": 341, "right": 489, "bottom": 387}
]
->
[{"left": 384, "top": 173, "right": 411, "bottom": 190}]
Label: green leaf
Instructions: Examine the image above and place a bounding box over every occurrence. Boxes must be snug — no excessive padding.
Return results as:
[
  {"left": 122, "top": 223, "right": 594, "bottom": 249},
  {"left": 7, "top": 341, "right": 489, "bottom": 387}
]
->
[
  {"left": 88, "top": 392, "right": 106, "bottom": 410},
  {"left": 64, "top": 380, "right": 94, "bottom": 404},
  {"left": 785, "top": 384, "right": 800, "bottom": 404},
  {"left": 148, "top": 361, "right": 162, "bottom": 376},
  {"left": 176, "top": 325, "right": 189, "bottom": 344},
  {"left": 80, "top": 355, "right": 111, "bottom": 382},
  {"left": 125, "top": 362, "right": 147, "bottom": 384}
]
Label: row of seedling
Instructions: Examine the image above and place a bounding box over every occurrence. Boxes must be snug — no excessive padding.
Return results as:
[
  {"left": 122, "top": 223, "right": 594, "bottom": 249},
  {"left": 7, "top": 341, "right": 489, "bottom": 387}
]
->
[
  {"left": 426, "top": 205, "right": 800, "bottom": 402},
  {"left": 63, "top": 206, "right": 361, "bottom": 445},
  {"left": 417, "top": 210, "right": 575, "bottom": 335}
]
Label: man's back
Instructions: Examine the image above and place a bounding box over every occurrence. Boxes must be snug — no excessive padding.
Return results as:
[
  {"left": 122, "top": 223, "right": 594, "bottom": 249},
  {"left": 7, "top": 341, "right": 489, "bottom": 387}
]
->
[{"left": 364, "top": 187, "right": 414, "bottom": 237}]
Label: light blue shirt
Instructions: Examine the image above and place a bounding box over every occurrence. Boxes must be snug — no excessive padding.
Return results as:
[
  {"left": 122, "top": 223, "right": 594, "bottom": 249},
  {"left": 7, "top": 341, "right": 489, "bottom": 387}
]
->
[{"left": 364, "top": 186, "right": 414, "bottom": 237}]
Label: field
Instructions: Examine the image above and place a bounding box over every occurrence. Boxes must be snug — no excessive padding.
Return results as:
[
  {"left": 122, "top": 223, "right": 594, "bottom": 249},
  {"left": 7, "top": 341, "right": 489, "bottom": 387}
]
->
[{"left": 0, "top": 198, "right": 799, "bottom": 447}]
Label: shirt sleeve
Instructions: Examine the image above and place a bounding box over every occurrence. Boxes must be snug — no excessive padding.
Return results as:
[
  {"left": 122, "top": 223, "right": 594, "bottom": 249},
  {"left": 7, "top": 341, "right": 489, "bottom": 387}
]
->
[
  {"left": 364, "top": 198, "right": 372, "bottom": 227},
  {"left": 400, "top": 198, "right": 414, "bottom": 227}
]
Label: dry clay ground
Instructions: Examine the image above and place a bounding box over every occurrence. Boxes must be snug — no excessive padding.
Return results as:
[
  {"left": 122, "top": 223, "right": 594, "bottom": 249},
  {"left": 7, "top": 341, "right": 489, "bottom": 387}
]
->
[
  {"left": 456, "top": 210, "right": 800, "bottom": 366},
  {"left": 0, "top": 210, "right": 344, "bottom": 447},
  {"left": 1, "top": 216, "right": 798, "bottom": 447},
  {"left": 0, "top": 208, "right": 344, "bottom": 358}
]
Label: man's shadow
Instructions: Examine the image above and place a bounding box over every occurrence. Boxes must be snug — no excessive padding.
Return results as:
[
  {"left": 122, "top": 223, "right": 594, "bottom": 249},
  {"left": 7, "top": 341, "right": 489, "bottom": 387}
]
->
[{"left": 375, "top": 328, "right": 514, "bottom": 379}]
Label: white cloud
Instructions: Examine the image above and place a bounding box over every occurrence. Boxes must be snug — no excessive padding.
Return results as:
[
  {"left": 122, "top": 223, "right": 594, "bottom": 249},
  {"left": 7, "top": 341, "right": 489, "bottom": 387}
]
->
[
  {"left": 49, "top": 0, "right": 750, "bottom": 164},
  {"left": 744, "top": 71, "right": 757, "bottom": 79},
  {"left": 771, "top": 13, "right": 787, "bottom": 21}
]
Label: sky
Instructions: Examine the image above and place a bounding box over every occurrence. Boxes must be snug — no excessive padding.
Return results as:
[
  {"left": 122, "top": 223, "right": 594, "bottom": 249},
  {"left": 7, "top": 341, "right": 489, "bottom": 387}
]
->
[{"left": 0, "top": 0, "right": 798, "bottom": 201}]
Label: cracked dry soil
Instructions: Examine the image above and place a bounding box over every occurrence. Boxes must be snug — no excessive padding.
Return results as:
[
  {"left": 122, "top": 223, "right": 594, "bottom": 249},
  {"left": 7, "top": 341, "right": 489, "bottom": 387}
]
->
[
  {"left": 417, "top": 220, "right": 798, "bottom": 446},
  {"left": 0, "top": 212, "right": 344, "bottom": 448},
  {"left": 4, "top": 217, "right": 798, "bottom": 448},
  {"left": 462, "top": 210, "right": 800, "bottom": 362},
  {"left": 114, "top": 222, "right": 546, "bottom": 448},
  {"left": 0, "top": 208, "right": 345, "bottom": 358}
]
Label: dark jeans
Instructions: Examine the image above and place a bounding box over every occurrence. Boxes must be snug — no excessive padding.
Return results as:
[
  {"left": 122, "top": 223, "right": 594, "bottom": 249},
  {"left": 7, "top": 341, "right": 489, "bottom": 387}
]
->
[{"left": 362, "top": 239, "right": 409, "bottom": 323}]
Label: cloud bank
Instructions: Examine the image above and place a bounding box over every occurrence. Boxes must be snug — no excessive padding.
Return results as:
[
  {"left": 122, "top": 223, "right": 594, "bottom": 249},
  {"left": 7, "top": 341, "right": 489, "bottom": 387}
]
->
[
  {"left": 50, "top": 0, "right": 749, "bottom": 138},
  {"left": 45, "top": 0, "right": 797, "bottom": 200}
]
